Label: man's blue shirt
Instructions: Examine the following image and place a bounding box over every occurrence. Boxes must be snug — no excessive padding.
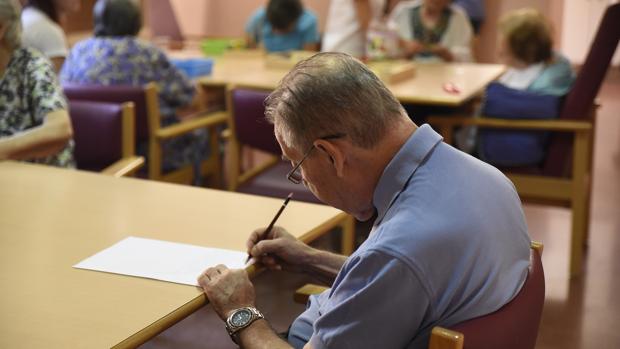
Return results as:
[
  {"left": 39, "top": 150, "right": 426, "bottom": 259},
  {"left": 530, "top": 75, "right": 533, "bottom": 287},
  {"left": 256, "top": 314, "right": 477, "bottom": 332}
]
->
[{"left": 288, "top": 124, "right": 531, "bottom": 348}]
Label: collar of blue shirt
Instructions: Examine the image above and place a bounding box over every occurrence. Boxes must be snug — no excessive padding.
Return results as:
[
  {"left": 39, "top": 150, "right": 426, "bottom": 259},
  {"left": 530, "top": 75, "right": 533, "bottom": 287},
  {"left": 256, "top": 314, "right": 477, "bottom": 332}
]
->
[{"left": 372, "top": 124, "right": 443, "bottom": 224}]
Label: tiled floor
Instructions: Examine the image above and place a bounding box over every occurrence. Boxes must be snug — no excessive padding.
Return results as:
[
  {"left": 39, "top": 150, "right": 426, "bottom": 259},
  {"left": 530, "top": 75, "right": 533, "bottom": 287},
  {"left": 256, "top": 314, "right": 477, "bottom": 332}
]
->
[{"left": 142, "top": 70, "right": 620, "bottom": 349}]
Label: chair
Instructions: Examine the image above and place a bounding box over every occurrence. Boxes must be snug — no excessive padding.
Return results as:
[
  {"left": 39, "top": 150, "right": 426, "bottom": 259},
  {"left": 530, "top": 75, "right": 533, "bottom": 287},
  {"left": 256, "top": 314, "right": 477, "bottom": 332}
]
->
[
  {"left": 428, "top": 3, "right": 620, "bottom": 276},
  {"left": 224, "top": 86, "right": 355, "bottom": 254},
  {"left": 68, "top": 100, "right": 144, "bottom": 177},
  {"left": 63, "top": 82, "right": 228, "bottom": 185},
  {"left": 295, "top": 242, "right": 545, "bottom": 349}
]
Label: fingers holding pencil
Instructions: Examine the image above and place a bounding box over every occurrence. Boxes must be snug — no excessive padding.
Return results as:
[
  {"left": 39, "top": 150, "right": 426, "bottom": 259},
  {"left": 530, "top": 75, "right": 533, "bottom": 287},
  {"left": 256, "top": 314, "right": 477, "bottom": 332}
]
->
[
  {"left": 245, "top": 226, "right": 311, "bottom": 272},
  {"left": 246, "top": 225, "right": 282, "bottom": 251},
  {"left": 245, "top": 226, "right": 288, "bottom": 265},
  {"left": 245, "top": 193, "right": 293, "bottom": 263}
]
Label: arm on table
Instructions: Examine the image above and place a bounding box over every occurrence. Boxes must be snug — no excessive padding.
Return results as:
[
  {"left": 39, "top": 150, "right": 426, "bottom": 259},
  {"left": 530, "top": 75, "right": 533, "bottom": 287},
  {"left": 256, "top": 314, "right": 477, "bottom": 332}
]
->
[
  {"left": 0, "top": 109, "right": 72, "bottom": 161},
  {"left": 198, "top": 266, "right": 296, "bottom": 349}
]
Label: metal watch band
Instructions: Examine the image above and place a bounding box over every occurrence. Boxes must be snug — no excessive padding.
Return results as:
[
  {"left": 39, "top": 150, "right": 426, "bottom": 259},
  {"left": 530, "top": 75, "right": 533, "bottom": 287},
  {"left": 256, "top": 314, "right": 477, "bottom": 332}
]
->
[{"left": 225, "top": 307, "right": 264, "bottom": 343}]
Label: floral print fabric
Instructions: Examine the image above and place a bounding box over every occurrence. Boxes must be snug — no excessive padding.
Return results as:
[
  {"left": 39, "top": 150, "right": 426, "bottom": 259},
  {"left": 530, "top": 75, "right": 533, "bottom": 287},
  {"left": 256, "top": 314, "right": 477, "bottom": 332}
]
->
[
  {"left": 61, "top": 37, "right": 209, "bottom": 175},
  {"left": 0, "top": 47, "right": 74, "bottom": 167}
]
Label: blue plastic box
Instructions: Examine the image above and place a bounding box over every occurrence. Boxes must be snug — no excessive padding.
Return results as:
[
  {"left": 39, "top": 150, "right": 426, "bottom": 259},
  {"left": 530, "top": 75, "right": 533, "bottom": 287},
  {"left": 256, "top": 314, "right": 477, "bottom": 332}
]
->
[{"left": 171, "top": 58, "right": 214, "bottom": 78}]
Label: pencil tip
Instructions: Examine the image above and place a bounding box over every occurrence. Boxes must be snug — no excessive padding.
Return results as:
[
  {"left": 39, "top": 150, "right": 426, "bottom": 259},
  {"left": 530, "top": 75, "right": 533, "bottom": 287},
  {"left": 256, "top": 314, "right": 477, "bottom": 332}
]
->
[{"left": 287, "top": 192, "right": 294, "bottom": 198}]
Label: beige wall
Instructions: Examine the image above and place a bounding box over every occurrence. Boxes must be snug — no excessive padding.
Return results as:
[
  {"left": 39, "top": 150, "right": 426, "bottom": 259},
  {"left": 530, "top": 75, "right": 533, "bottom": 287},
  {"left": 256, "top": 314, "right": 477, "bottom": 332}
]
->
[
  {"left": 168, "top": 0, "right": 330, "bottom": 38},
  {"left": 163, "top": 0, "right": 568, "bottom": 63}
]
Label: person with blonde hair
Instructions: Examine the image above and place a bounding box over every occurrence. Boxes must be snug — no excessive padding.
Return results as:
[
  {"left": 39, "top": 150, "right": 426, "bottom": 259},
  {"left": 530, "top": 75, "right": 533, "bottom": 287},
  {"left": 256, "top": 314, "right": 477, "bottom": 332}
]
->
[
  {"left": 0, "top": 0, "right": 74, "bottom": 167},
  {"left": 474, "top": 8, "right": 575, "bottom": 167},
  {"left": 496, "top": 8, "right": 573, "bottom": 94}
]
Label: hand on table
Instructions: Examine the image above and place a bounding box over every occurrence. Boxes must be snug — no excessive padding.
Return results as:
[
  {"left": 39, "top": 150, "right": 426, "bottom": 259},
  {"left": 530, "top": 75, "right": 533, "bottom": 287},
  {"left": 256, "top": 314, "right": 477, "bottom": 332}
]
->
[{"left": 197, "top": 265, "right": 255, "bottom": 320}]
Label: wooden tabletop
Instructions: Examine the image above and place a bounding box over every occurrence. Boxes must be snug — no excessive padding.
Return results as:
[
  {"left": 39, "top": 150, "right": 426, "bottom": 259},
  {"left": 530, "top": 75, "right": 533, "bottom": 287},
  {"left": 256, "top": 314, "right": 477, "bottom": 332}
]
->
[
  {"left": 0, "top": 162, "right": 347, "bottom": 348},
  {"left": 175, "top": 50, "right": 504, "bottom": 106}
]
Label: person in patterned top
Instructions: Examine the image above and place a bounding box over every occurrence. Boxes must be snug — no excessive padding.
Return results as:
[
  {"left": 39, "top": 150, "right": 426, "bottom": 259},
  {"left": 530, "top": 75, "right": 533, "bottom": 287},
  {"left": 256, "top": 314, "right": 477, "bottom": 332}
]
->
[
  {"left": 0, "top": 0, "right": 74, "bottom": 168},
  {"left": 60, "top": 0, "right": 207, "bottom": 176}
]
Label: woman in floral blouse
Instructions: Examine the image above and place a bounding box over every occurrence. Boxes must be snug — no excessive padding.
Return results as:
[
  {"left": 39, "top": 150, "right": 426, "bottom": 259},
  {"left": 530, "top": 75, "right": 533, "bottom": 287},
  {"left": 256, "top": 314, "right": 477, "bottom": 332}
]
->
[
  {"left": 60, "top": 0, "right": 207, "bottom": 177},
  {"left": 0, "top": 0, "right": 74, "bottom": 167}
]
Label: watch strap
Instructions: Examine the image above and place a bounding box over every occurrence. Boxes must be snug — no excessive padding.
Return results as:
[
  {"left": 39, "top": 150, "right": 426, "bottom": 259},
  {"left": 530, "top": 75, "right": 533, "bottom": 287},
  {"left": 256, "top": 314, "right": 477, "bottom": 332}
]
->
[{"left": 225, "top": 307, "right": 264, "bottom": 344}]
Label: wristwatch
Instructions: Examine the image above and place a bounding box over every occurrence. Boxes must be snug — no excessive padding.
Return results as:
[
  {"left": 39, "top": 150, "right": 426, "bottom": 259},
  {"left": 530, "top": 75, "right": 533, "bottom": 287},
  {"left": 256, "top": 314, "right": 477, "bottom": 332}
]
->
[{"left": 225, "top": 306, "right": 264, "bottom": 344}]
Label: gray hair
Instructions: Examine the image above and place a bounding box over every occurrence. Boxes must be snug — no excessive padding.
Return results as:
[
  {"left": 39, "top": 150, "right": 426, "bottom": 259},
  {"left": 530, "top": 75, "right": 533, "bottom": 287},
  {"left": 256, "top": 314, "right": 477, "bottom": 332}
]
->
[
  {"left": 265, "top": 52, "right": 405, "bottom": 151},
  {"left": 0, "top": 0, "right": 21, "bottom": 50},
  {"left": 94, "top": 0, "right": 142, "bottom": 37}
]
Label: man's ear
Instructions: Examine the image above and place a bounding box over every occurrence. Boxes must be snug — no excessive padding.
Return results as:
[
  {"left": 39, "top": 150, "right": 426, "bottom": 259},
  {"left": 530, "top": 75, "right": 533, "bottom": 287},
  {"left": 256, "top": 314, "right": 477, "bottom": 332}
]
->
[{"left": 314, "top": 138, "right": 346, "bottom": 178}]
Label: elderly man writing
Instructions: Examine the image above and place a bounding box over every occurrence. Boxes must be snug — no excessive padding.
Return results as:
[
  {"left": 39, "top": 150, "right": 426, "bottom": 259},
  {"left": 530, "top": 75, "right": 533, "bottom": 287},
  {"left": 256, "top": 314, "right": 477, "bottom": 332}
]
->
[{"left": 198, "top": 52, "right": 530, "bottom": 349}]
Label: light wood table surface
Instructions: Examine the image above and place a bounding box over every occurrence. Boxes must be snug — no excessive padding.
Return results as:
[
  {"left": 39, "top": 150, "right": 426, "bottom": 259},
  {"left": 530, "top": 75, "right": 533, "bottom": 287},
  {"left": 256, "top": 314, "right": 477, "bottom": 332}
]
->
[
  {"left": 0, "top": 162, "right": 348, "bottom": 348},
  {"left": 172, "top": 49, "right": 505, "bottom": 107}
]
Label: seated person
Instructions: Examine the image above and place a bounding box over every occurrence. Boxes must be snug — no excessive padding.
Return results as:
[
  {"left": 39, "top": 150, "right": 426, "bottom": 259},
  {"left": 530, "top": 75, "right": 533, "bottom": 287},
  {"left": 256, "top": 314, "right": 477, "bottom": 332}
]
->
[
  {"left": 389, "top": 0, "right": 473, "bottom": 62},
  {"left": 0, "top": 0, "right": 74, "bottom": 167},
  {"left": 246, "top": 0, "right": 319, "bottom": 52},
  {"left": 21, "top": 0, "right": 80, "bottom": 73},
  {"left": 477, "top": 8, "right": 575, "bottom": 167},
  {"left": 197, "top": 53, "right": 531, "bottom": 348},
  {"left": 60, "top": 0, "right": 208, "bottom": 176},
  {"left": 496, "top": 9, "right": 573, "bottom": 95}
]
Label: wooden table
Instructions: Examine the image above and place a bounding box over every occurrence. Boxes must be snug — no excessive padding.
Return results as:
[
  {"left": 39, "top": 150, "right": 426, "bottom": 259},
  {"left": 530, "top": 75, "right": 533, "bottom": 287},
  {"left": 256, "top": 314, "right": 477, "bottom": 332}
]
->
[
  {"left": 0, "top": 162, "right": 349, "bottom": 348},
  {"left": 173, "top": 50, "right": 505, "bottom": 107}
]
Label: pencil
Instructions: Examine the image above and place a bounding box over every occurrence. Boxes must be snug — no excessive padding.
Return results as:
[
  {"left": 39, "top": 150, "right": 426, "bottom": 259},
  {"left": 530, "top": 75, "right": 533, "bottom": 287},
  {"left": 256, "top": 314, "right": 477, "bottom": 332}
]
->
[{"left": 245, "top": 193, "right": 293, "bottom": 263}]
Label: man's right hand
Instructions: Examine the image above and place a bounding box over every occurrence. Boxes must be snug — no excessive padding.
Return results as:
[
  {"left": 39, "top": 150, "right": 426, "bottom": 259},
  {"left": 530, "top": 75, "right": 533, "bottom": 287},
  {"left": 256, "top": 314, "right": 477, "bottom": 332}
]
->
[{"left": 246, "top": 226, "right": 315, "bottom": 273}]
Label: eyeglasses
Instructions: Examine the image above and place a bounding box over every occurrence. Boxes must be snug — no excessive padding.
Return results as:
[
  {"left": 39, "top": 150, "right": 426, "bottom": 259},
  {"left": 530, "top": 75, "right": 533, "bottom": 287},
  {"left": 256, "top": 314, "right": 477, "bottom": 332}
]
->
[{"left": 286, "top": 134, "right": 345, "bottom": 185}]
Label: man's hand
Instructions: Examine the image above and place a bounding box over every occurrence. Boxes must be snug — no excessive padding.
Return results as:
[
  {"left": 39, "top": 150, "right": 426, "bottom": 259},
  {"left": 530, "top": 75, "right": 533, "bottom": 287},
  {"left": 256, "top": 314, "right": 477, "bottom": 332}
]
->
[
  {"left": 197, "top": 265, "right": 255, "bottom": 320},
  {"left": 246, "top": 226, "right": 315, "bottom": 273}
]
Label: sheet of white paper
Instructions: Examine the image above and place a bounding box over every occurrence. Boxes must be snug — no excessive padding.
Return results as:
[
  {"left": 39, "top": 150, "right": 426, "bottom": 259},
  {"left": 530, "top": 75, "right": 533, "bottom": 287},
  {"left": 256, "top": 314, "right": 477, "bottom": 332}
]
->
[{"left": 73, "top": 236, "right": 247, "bottom": 286}]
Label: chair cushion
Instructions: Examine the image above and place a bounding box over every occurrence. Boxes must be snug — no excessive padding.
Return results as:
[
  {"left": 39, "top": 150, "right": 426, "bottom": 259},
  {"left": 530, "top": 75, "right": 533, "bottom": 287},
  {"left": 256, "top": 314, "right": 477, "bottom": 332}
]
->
[
  {"left": 237, "top": 161, "right": 322, "bottom": 204},
  {"left": 479, "top": 82, "right": 562, "bottom": 167},
  {"left": 69, "top": 100, "right": 123, "bottom": 171}
]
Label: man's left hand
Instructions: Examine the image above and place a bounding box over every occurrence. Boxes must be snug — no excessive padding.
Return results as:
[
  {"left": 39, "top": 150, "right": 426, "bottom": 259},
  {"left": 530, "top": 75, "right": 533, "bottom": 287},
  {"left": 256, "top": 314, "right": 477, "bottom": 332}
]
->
[{"left": 197, "top": 265, "right": 256, "bottom": 320}]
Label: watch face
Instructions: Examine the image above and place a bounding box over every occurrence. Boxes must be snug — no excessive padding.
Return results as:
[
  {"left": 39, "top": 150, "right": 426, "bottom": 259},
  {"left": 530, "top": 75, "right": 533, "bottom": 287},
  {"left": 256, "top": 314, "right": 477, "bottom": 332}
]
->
[{"left": 231, "top": 309, "right": 252, "bottom": 327}]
